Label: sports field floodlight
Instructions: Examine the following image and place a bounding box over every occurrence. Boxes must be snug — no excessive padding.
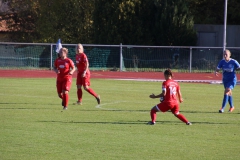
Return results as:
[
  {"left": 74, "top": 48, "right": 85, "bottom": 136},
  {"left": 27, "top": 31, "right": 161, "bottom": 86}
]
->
[{"left": 223, "top": 0, "right": 228, "bottom": 52}]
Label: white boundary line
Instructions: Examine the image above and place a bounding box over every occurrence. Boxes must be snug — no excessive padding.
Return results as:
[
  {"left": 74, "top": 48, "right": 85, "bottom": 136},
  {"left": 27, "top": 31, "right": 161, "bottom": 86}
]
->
[
  {"left": 95, "top": 101, "right": 128, "bottom": 110},
  {"left": 108, "top": 78, "right": 224, "bottom": 84}
]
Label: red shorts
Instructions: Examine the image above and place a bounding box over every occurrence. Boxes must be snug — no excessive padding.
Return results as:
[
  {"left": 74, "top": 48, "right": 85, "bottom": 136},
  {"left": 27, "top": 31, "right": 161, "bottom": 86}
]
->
[
  {"left": 156, "top": 101, "right": 179, "bottom": 114},
  {"left": 76, "top": 71, "right": 91, "bottom": 86},
  {"left": 56, "top": 77, "right": 72, "bottom": 94}
]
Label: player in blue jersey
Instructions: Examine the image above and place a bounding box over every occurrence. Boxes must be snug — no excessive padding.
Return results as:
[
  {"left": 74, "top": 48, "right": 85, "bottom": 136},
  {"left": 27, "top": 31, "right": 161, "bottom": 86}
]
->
[{"left": 215, "top": 49, "right": 240, "bottom": 113}]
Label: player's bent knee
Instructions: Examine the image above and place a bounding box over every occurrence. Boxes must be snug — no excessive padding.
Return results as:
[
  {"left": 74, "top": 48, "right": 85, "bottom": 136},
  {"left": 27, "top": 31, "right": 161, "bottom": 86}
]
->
[
  {"left": 83, "top": 86, "right": 89, "bottom": 91},
  {"left": 174, "top": 112, "right": 180, "bottom": 116},
  {"left": 225, "top": 88, "right": 231, "bottom": 94},
  {"left": 62, "top": 90, "right": 69, "bottom": 94},
  {"left": 152, "top": 106, "right": 159, "bottom": 111},
  {"left": 225, "top": 91, "right": 232, "bottom": 96}
]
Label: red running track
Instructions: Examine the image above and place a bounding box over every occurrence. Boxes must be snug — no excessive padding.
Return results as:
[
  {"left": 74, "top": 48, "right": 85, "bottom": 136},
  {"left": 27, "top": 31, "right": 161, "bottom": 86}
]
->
[{"left": 0, "top": 70, "right": 226, "bottom": 83}]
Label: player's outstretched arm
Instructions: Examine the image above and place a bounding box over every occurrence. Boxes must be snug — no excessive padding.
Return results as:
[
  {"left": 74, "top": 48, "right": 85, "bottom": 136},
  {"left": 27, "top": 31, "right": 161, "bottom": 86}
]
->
[{"left": 149, "top": 90, "right": 165, "bottom": 99}]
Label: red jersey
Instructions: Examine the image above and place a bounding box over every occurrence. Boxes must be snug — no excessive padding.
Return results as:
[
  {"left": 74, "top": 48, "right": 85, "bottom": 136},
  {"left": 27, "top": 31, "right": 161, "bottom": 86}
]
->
[
  {"left": 76, "top": 53, "right": 88, "bottom": 72},
  {"left": 54, "top": 58, "right": 75, "bottom": 79},
  {"left": 162, "top": 79, "right": 180, "bottom": 104}
]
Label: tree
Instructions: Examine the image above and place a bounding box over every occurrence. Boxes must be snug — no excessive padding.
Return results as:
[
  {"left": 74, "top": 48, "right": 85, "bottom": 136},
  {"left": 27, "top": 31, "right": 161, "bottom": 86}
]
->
[
  {"left": 93, "top": 0, "right": 146, "bottom": 45},
  {"left": 0, "top": 0, "right": 40, "bottom": 42},
  {"left": 187, "top": 0, "right": 225, "bottom": 24},
  {"left": 2, "top": 0, "right": 239, "bottom": 44},
  {"left": 227, "top": 0, "right": 240, "bottom": 25},
  {"left": 153, "top": 0, "right": 197, "bottom": 46},
  {"left": 93, "top": 0, "right": 197, "bottom": 46},
  {"left": 1, "top": 0, "right": 95, "bottom": 43},
  {"left": 35, "top": 0, "right": 95, "bottom": 43},
  {"left": 187, "top": 0, "right": 240, "bottom": 25}
]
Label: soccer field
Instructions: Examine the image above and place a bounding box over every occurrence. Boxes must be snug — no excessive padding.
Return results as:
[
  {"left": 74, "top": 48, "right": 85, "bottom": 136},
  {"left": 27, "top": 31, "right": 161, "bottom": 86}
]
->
[{"left": 0, "top": 78, "right": 240, "bottom": 160}]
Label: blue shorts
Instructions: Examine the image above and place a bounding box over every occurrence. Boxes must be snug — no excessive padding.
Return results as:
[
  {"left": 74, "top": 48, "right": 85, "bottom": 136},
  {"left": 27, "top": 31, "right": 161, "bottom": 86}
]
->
[{"left": 223, "top": 80, "right": 236, "bottom": 90}]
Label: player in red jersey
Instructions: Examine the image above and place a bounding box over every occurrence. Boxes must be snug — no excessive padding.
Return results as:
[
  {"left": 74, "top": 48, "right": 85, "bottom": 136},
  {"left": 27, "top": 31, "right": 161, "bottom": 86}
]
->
[
  {"left": 148, "top": 69, "right": 192, "bottom": 125},
  {"left": 53, "top": 47, "right": 76, "bottom": 110},
  {"left": 75, "top": 43, "right": 100, "bottom": 105}
]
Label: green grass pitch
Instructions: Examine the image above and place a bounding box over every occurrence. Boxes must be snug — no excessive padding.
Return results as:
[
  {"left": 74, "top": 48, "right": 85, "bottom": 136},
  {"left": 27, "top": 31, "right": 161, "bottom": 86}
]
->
[{"left": 0, "top": 78, "right": 240, "bottom": 160}]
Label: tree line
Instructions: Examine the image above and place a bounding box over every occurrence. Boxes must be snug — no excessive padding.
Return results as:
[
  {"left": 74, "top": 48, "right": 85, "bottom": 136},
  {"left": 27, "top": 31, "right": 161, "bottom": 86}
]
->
[{"left": 0, "top": 0, "right": 239, "bottom": 46}]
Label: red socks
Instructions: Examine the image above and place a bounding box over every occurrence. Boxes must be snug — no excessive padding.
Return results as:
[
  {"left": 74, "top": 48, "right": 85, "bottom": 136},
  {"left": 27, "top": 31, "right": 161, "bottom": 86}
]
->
[
  {"left": 86, "top": 88, "right": 98, "bottom": 98},
  {"left": 150, "top": 109, "right": 189, "bottom": 124},
  {"left": 62, "top": 93, "right": 69, "bottom": 107},
  {"left": 176, "top": 114, "right": 188, "bottom": 123},
  {"left": 77, "top": 89, "right": 83, "bottom": 102},
  {"left": 77, "top": 88, "right": 98, "bottom": 102},
  {"left": 150, "top": 109, "right": 157, "bottom": 123}
]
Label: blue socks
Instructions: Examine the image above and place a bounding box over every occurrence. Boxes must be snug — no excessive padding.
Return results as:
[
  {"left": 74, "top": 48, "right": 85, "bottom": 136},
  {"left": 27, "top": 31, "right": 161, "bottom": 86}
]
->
[
  {"left": 221, "top": 95, "right": 229, "bottom": 110},
  {"left": 228, "top": 96, "right": 234, "bottom": 108}
]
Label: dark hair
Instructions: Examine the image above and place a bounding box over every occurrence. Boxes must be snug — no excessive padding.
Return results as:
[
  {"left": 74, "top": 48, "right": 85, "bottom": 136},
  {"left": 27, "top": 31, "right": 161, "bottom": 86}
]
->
[{"left": 164, "top": 69, "right": 173, "bottom": 77}]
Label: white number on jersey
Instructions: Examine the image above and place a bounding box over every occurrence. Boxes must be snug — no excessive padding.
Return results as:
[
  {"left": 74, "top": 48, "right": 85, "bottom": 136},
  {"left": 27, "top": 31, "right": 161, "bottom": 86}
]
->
[{"left": 169, "top": 86, "right": 176, "bottom": 95}]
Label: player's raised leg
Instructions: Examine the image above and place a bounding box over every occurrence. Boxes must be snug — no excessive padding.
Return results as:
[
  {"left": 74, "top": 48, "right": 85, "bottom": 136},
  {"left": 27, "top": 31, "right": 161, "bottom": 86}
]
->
[{"left": 84, "top": 85, "right": 101, "bottom": 104}]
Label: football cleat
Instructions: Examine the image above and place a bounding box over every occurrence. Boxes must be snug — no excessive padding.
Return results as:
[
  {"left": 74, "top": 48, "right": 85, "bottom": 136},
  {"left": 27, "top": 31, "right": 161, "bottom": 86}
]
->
[
  {"left": 73, "top": 101, "right": 82, "bottom": 105},
  {"left": 228, "top": 107, "right": 234, "bottom": 112},
  {"left": 96, "top": 95, "right": 101, "bottom": 104},
  {"left": 147, "top": 121, "right": 156, "bottom": 125},
  {"left": 186, "top": 122, "right": 192, "bottom": 125},
  {"left": 219, "top": 109, "right": 224, "bottom": 113}
]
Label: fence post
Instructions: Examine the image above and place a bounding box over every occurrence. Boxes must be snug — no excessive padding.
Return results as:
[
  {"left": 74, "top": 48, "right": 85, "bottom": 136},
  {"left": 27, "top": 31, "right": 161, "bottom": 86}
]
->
[
  {"left": 120, "top": 43, "right": 123, "bottom": 72},
  {"left": 50, "top": 44, "right": 53, "bottom": 70},
  {"left": 189, "top": 47, "right": 192, "bottom": 73}
]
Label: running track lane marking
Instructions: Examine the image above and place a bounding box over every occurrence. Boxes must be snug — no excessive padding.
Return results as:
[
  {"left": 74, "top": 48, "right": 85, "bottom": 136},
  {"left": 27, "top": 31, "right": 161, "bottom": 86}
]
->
[{"left": 111, "top": 78, "right": 223, "bottom": 84}]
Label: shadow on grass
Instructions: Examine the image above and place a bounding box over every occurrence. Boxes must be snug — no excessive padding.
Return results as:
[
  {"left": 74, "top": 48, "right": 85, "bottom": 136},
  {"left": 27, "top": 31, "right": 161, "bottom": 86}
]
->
[
  {"left": 85, "top": 109, "right": 149, "bottom": 112},
  {"left": 0, "top": 107, "right": 49, "bottom": 110},
  {"left": 0, "top": 103, "right": 39, "bottom": 105},
  {"left": 37, "top": 120, "right": 232, "bottom": 125},
  {"left": 179, "top": 110, "right": 238, "bottom": 114},
  {"left": 1, "top": 106, "right": 237, "bottom": 115},
  {"left": 38, "top": 120, "right": 146, "bottom": 125},
  {"left": 0, "top": 102, "right": 62, "bottom": 110},
  {"left": 0, "top": 102, "right": 60, "bottom": 105},
  {"left": 0, "top": 107, "right": 55, "bottom": 110},
  {"left": 0, "top": 107, "right": 149, "bottom": 112}
]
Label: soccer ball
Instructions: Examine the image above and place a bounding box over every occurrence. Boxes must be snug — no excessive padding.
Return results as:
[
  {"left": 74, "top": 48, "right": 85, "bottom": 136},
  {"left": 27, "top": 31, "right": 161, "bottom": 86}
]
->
[{"left": 160, "top": 97, "right": 164, "bottom": 102}]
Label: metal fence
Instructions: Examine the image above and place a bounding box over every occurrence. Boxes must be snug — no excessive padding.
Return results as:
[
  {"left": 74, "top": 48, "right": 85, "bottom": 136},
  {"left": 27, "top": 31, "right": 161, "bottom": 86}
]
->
[{"left": 0, "top": 42, "right": 240, "bottom": 72}]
